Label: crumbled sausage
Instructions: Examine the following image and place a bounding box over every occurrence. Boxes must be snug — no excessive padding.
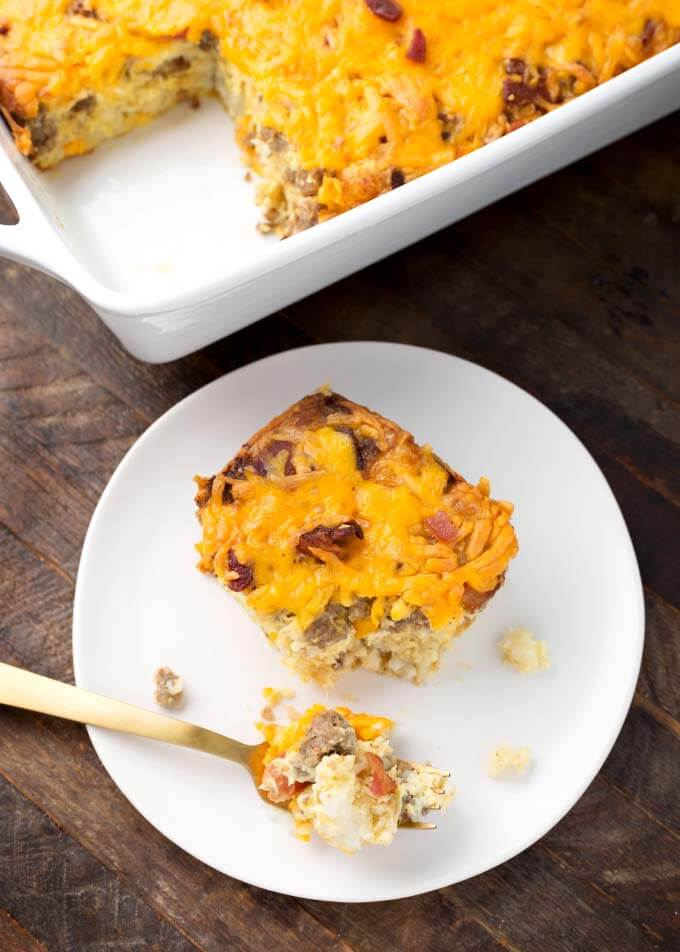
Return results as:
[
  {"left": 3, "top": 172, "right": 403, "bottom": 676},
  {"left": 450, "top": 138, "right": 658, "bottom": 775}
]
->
[
  {"left": 199, "top": 29, "right": 218, "bottom": 51},
  {"left": 288, "top": 168, "right": 324, "bottom": 197},
  {"left": 154, "top": 55, "right": 191, "bottom": 77},
  {"left": 388, "top": 608, "right": 429, "bottom": 632},
  {"left": 71, "top": 94, "right": 97, "bottom": 113},
  {"left": 291, "top": 203, "right": 320, "bottom": 233},
  {"left": 68, "top": 1, "right": 98, "bottom": 17},
  {"left": 297, "top": 710, "right": 357, "bottom": 768},
  {"left": 28, "top": 106, "right": 57, "bottom": 154},
  {"left": 259, "top": 126, "right": 288, "bottom": 153},
  {"left": 154, "top": 667, "right": 184, "bottom": 707},
  {"left": 390, "top": 168, "right": 405, "bottom": 188},
  {"left": 303, "top": 604, "right": 352, "bottom": 647}
]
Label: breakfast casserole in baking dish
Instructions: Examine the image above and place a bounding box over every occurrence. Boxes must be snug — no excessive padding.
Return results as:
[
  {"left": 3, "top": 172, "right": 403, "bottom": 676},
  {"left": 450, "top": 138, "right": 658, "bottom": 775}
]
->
[
  {"left": 0, "top": 3, "right": 678, "bottom": 237},
  {"left": 194, "top": 389, "right": 518, "bottom": 686},
  {"left": 259, "top": 704, "right": 452, "bottom": 853}
]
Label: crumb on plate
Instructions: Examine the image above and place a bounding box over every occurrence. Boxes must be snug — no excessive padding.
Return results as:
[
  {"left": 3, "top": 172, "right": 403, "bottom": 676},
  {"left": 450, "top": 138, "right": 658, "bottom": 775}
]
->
[
  {"left": 488, "top": 745, "right": 531, "bottom": 778},
  {"left": 498, "top": 628, "right": 550, "bottom": 674},
  {"left": 154, "top": 667, "right": 184, "bottom": 707},
  {"left": 260, "top": 685, "right": 295, "bottom": 721}
]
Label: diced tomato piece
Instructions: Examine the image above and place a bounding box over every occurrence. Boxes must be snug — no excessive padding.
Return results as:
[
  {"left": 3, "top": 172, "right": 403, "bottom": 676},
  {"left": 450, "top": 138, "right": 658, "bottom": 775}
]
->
[
  {"left": 262, "top": 764, "right": 307, "bottom": 803},
  {"left": 365, "top": 752, "right": 397, "bottom": 797}
]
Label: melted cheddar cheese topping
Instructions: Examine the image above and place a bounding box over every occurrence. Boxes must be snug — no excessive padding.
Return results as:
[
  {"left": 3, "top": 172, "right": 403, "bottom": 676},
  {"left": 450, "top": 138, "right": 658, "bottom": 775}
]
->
[
  {"left": 260, "top": 704, "right": 394, "bottom": 765},
  {"left": 197, "top": 425, "right": 517, "bottom": 632},
  {"left": 2, "top": 1, "right": 679, "bottom": 194}
]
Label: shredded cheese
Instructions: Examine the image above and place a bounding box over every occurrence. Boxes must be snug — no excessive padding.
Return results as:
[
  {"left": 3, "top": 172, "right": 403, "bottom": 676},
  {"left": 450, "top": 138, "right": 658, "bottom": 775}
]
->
[
  {"left": 3, "top": 1, "right": 678, "bottom": 183},
  {"left": 197, "top": 424, "right": 516, "bottom": 632}
]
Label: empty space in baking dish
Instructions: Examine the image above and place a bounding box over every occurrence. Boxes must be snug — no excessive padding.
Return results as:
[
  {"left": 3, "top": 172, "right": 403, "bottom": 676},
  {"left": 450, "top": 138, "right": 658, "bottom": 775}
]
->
[{"left": 36, "top": 96, "right": 272, "bottom": 293}]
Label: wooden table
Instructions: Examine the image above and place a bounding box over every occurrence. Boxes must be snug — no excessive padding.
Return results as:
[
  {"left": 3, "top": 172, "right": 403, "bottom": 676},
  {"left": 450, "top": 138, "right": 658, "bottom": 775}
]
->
[{"left": 1, "top": 112, "right": 678, "bottom": 952}]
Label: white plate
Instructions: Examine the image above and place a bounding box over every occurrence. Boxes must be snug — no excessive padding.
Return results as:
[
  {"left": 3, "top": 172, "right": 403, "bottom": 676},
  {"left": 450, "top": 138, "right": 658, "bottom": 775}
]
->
[{"left": 73, "top": 342, "right": 643, "bottom": 902}]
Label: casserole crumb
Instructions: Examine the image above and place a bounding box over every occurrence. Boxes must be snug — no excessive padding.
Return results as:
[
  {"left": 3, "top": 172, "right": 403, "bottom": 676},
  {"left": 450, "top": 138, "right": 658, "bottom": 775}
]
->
[
  {"left": 499, "top": 628, "right": 550, "bottom": 674},
  {"left": 260, "top": 686, "right": 295, "bottom": 722},
  {"left": 488, "top": 745, "right": 531, "bottom": 778},
  {"left": 154, "top": 667, "right": 184, "bottom": 708}
]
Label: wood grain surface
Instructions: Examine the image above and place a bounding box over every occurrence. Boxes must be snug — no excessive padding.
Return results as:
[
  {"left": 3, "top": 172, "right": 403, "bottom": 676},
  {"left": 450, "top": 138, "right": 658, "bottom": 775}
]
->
[{"left": 0, "top": 111, "right": 679, "bottom": 952}]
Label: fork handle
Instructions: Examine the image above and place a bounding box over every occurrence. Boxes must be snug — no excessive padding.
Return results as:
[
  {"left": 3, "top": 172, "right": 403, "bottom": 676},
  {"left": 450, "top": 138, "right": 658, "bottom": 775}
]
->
[{"left": 0, "top": 662, "right": 252, "bottom": 765}]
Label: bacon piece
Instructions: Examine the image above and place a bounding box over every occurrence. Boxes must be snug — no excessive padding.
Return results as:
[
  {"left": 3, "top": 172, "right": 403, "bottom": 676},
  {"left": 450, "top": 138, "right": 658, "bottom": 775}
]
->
[
  {"left": 425, "top": 510, "right": 458, "bottom": 543},
  {"left": 364, "top": 753, "right": 397, "bottom": 797},
  {"left": 297, "top": 521, "right": 364, "bottom": 559},
  {"left": 227, "top": 550, "right": 254, "bottom": 592},
  {"left": 406, "top": 28, "right": 426, "bottom": 63},
  {"left": 641, "top": 18, "right": 657, "bottom": 49},
  {"left": 364, "top": 0, "right": 402, "bottom": 23},
  {"left": 261, "top": 764, "right": 307, "bottom": 803}
]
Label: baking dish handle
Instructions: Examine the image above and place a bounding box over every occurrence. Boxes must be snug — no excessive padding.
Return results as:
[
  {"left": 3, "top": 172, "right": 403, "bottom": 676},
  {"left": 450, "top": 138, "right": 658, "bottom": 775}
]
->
[{"left": 0, "top": 139, "right": 74, "bottom": 279}]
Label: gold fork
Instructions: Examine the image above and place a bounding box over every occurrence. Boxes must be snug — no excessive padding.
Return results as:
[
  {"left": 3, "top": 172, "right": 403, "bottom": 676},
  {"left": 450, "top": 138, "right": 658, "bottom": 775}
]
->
[{"left": 0, "top": 662, "right": 434, "bottom": 829}]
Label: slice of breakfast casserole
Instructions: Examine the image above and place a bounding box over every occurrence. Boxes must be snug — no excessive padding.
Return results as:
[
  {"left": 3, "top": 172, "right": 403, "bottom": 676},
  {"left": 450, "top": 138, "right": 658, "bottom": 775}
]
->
[
  {"left": 259, "top": 704, "right": 452, "bottom": 853},
  {"left": 195, "top": 389, "right": 518, "bottom": 686}
]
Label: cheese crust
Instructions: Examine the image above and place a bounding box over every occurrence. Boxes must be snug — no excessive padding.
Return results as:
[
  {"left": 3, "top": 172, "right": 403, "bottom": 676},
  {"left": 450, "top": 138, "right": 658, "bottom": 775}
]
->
[
  {"left": 1, "top": 2, "right": 678, "bottom": 235},
  {"left": 194, "top": 390, "right": 518, "bottom": 685}
]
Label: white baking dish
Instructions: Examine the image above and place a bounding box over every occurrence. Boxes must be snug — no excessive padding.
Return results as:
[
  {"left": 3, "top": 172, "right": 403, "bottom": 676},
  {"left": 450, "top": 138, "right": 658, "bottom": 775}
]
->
[{"left": 1, "top": 45, "right": 679, "bottom": 363}]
